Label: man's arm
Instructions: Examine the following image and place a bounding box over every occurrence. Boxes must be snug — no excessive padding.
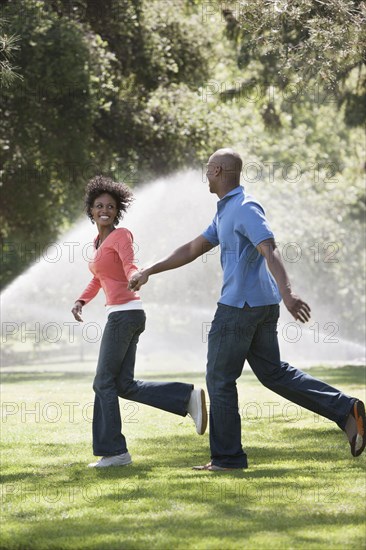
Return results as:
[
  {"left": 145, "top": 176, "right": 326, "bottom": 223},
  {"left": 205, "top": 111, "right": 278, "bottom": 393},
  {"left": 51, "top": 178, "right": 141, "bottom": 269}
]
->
[
  {"left": 128, "top": 235, "right": 215, "bottom": 291},
  {"left": 257, "top": 238, "right": 311, "bottom": 323}
]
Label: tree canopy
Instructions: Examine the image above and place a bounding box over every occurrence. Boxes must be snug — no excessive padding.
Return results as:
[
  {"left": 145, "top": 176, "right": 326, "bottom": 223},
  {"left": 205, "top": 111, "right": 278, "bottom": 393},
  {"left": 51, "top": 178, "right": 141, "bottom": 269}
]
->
[
  {"left": 221, "top": 0, "right": 366, "bottom": 128},
  {"left": 0, "top": 0, "right": 215, "bottom": 284}
]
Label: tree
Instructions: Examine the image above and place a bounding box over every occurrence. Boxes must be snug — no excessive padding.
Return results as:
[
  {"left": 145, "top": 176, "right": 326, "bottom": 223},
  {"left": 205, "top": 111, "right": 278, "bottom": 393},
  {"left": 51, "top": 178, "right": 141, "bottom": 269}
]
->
[
  {"left": 221, "top": 0, "right": 366, "bottom": 127},
  {"left": 0, "top": 13, "right": 22, "bottom": 87},
  {"left": 0, "top": 0, "right": 214, "bottom": 287}
]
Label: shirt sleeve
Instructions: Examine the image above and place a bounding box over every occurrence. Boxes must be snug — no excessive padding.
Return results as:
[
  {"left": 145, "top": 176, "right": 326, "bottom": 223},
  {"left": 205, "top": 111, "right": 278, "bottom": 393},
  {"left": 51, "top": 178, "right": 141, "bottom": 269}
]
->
[
  {"left": 77, "top": 276, "right": 101, "bottom": 305},
  {"left": 112, "top": 229, "right": 139, "bottom": 280},
  {"left": 240, "top": 202, "right": 275, "bottom": 246},
  {"left": 202, "top": 214, "right": 220, "bottom": 246}
]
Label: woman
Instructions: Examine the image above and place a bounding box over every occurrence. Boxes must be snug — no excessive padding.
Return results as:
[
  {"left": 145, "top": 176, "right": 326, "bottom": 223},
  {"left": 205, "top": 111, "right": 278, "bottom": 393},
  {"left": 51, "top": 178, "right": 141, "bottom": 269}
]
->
[{"left": 72, "top": 176, "right": 207, "bottom": 468}]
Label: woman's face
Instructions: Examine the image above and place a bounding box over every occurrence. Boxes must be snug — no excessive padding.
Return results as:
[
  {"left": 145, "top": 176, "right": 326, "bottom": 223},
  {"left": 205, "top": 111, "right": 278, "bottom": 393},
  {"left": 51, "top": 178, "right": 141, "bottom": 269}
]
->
[{"left": 91, "top": 193, "right": 118, "bottom": 227}]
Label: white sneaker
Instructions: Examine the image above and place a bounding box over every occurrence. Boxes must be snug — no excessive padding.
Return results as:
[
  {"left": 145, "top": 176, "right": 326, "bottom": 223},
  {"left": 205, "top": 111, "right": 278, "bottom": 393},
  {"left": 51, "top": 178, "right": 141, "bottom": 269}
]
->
[
  {"left": 187, "top": 388, "right": 208, "bottom": 435},
  {"left": 87, "top": 452, "right": 132, "bottom": 468}
]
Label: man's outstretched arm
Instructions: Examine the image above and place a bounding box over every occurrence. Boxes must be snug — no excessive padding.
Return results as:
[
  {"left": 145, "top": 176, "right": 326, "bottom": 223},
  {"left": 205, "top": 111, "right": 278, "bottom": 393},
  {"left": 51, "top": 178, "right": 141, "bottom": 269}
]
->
[
  {"left": 257, "top": 238, "right": 311, "bottom": 323},
  {"left": 128, "top": 235, "right": 215, "bottom": 291}
]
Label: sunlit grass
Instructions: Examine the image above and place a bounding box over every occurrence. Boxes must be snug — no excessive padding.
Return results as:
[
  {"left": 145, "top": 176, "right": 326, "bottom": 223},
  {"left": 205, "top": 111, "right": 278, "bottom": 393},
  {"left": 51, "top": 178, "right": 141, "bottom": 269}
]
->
[{"left": 1, "top": 363, "right": 365, "bottom": 549}]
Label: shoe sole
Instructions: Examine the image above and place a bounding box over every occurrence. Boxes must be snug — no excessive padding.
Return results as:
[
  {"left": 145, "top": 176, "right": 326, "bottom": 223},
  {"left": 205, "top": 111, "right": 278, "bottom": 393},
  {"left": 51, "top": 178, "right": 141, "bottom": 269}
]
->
[
  {"left": 351, "top": 400, "right": 365, "bottom": 457},
  {"left": 192, "top": 462, "right": 240, "bottom": 471},
  {"left": 98, "top": 461, "right": 132, "bottom": 468},
  {"left": 88, "top": 458, "right": 132, "bottom": 468},
  {"left": 198, "top": 389, "right": 208, "bottom": 435}
]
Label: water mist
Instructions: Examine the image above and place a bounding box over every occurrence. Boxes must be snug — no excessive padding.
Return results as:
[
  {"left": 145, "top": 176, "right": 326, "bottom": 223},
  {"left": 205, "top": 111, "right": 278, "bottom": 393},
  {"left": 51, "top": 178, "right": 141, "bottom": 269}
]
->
[{"left": 1, "top": 171, "right": 365, "bottom": 371}]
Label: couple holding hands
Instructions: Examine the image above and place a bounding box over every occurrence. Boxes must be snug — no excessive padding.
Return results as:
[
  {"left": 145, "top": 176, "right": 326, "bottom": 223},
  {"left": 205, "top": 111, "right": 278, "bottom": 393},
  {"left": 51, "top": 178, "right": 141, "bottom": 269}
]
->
[{"left": 72, "top": 148, "right": 365, "bottom": 470}]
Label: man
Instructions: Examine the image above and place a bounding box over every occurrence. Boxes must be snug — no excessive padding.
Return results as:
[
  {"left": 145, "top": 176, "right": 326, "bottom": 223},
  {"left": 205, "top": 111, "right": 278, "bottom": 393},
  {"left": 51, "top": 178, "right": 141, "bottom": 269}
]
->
[{"left": 129, "top": 148, "right": 365, "bottom": 470}]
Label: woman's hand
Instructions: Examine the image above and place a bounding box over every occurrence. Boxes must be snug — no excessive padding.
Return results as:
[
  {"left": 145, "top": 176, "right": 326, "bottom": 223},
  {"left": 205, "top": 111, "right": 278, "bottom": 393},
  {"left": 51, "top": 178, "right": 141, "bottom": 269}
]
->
[{"left": 71, "top": 301, "right": 84, "bottom": 322}]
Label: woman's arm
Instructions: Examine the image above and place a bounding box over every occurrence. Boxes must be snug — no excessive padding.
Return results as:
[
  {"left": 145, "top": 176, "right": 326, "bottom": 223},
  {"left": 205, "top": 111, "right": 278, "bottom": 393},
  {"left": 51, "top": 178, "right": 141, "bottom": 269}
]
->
[
  {"left": 71, "top": 277, "right": 101, "bottom": 321},
  {"left": 113, "top": 229, "right": 139, "bottom": 282}
]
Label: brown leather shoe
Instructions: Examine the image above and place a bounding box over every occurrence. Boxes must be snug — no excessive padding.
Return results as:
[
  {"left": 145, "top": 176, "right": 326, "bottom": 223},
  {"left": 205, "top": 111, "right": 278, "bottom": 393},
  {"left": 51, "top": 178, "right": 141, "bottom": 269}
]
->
[{"left": 345, "top": 400, "right": 365, "bottom": 457}]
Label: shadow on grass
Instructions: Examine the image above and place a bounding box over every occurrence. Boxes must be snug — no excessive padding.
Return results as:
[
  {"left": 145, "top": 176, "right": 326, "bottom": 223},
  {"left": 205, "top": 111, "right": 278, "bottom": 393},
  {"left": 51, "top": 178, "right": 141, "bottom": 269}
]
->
[
  {"left": 84, "top": 426, "right": 361, "bottom": 479},
  {"left": 2, "top": 427, "right": 365, "bottom": 549},
  {"left": 9, "top": 511, "right": 365, "bottom": 550},
  {"left": 0, "top": 471, "right": 52, "bottom": 483},
  {"left": 4, "top": 462, "right": 366, "bottom": 550}
]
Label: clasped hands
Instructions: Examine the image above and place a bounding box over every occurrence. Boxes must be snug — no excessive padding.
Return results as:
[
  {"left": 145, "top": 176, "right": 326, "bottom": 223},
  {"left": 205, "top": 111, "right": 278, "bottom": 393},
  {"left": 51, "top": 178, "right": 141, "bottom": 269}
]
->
[{"left": 128, "top": 269, "right": 149, "bottom": 291}]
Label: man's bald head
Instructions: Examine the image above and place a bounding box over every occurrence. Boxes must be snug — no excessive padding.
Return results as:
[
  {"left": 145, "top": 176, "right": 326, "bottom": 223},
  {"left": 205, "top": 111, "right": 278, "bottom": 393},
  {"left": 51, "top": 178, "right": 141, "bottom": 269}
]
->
[
  {"left": 210, "top": 149, "right": 243, "bottom": 177},
  {"left": 206, "top": 149, "right": 243, "bottom": 196}
]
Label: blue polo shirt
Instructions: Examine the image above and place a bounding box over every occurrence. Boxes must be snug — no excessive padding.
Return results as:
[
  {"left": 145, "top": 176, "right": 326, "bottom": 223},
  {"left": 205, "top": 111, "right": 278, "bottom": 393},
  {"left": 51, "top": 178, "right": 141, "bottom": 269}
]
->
[{"left": 202, "top": 186, "right": 281, "bottom": 307}]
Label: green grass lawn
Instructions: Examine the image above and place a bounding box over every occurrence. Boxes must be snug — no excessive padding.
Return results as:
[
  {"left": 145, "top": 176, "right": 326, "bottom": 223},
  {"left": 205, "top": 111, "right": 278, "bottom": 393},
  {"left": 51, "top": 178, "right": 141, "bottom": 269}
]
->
[{"left": 1, "top": 361, "right": 365, "bottom": 549}]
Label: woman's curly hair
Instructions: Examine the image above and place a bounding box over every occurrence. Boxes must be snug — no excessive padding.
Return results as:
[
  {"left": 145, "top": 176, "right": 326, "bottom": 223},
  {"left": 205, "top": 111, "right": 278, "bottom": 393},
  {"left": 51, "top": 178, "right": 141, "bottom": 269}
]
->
[{"left": 84, "top": 175, "right": 134, "bottom": 225}]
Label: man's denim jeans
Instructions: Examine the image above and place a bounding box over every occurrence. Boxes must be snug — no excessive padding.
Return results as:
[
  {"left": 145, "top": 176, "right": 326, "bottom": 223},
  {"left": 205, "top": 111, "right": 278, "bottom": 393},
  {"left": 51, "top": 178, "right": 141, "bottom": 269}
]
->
[
  {"left": 92, "top": 310, "right": 193, "bottom": 456},
  {"left": 206, "top": 303, "right": 354, "bottom": 469}
]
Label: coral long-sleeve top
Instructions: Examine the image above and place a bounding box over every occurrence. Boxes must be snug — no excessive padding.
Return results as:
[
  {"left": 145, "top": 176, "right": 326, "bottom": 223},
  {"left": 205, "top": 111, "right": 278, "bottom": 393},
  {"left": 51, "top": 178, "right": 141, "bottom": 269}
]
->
[{"left": 77, "top": 228, "right": 140, "bottom": 306}]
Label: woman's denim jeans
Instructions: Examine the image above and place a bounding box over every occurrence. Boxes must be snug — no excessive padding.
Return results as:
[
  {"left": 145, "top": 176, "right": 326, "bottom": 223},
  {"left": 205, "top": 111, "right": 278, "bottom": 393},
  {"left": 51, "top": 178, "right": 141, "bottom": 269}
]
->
[
  {"left": 92, "top": 310, "right": 192, "bottom": 456},
  {"left": 206, "top": 304, "right": 354, "bottom": 468}
]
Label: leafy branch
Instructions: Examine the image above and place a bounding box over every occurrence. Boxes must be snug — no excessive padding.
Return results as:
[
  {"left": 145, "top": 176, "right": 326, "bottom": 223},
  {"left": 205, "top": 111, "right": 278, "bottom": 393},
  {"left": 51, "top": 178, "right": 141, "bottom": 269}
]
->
[{"left": 0, "top": 20, "right": 22, "bottom": 87}]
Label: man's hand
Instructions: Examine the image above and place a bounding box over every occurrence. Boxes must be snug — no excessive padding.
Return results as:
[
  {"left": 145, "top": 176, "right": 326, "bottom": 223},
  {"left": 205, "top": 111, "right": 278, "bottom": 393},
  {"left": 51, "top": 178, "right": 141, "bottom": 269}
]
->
[
  {"left": 283, "top": 293, "right": 311, "bottom": 323},
  {"left": 256, "top": 239, "right": 311, "bottom": 323},
  {"left": 71, "top": 301, "right": 84, "bottom": 322},
  {"left": 128, "top": 269, "right": 150, "bottom": 291}
]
